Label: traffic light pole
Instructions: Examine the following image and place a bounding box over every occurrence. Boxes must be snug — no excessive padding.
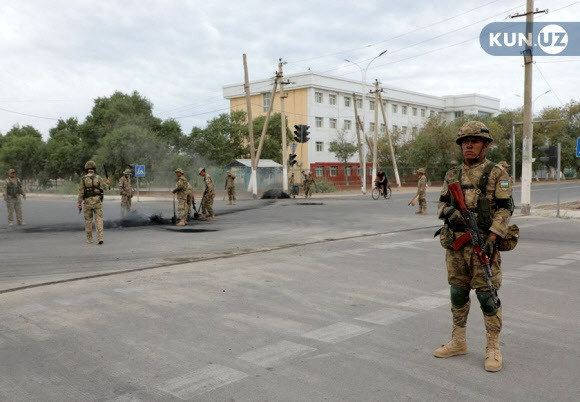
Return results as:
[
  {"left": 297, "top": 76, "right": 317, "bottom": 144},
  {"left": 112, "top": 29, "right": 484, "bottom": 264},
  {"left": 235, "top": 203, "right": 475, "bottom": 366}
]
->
[
  {"left": 372, "top": 80, "right": 379, "bottom": 185},
  {"left": 278, "top": 59, "right": 288, "bottom": 192}
]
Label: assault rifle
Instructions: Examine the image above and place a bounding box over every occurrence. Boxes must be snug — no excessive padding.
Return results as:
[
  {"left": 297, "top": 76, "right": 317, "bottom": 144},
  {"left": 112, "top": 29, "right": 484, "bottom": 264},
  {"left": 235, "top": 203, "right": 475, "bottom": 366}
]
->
[{"left": 448, "top": 181, "right": 500, "bottom": 308}]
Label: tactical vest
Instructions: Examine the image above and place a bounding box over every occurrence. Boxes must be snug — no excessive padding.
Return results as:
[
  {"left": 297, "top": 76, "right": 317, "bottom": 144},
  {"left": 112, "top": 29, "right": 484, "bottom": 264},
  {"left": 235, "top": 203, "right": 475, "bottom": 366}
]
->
[
  {"left": 82, "top": 175, "right": 102, "bottom": 199},
  {"left": 6, "top": 179, "right": 22, "bottom": 198}
]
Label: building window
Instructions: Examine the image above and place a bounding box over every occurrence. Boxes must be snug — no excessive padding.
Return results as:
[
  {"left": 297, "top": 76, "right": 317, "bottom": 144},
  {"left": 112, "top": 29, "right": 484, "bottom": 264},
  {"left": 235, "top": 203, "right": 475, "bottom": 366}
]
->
[
  {"left": 315, "top": 92, "right": 323, "bottom": 103},
  {"left": 369, "top": 100, "right": 375, "bottom": 111},
  {"left": 315, "top": 117, "right": 323, "bottom": 128},
  {"left": 262, "top": 92, "right": 271, "bottom": 112},
  {"left": 402, "top": 126, "right": 407, "bottom": 134},
  {"left": 412, "top": 107, "right": 418, "bottom": 116},
  {"left": 356, "top": 98, "right": 362, "bottom": 109},
  {"left": 478, "top": 110, "right": 491, "bottom": 117},
  {"left": 316, "top": 141, "right": 323, "bottom": 152},
  {"left": 329, "top": 118, "right": 337, "bottom": 129},
  {"left": 392, "top": 104, "right": 398, "bottom": 113},
  {"left": 430, "top": 110, "right": 435, "bottom": 117},
  {"left": 392, "top": 124, "right": 398, "bottom": 131},
  {"left": 357, "top": 166, "right": 361, "bottom": 176},
  {"left": 402, "top": 106, "right": 408, "bottom": 115},
  {"left": 421, "top": 109, "right": 426, "bottom": 117},
  {"left": 329, "top": 94, "right": 337, "bottom": 105},
  {"left": 369, "top": 122, "right": 375, "bottom": 132},
  {"left": 316, "top": 166, "right": 324, "bottom": 177},
  {"left": 346, "top": 166, "right": 352, "bottom": 177},
  {"left": 344, "top": 96, "right": 351, "bottom": 107},
  {"left": 454, "top": 111, "right": 464, "bottom": 119},
  {"left": 343, "top": 120, "right": 352, "bottom": 130},
  {"left": 412, "top": 127, "right": 418, "bottom": 136},
  {"left": 380, "top": 123, "right": 385, "bottom": 133},
  {"left": 330, "top": 166, "right": 338, "bottom": 176}
]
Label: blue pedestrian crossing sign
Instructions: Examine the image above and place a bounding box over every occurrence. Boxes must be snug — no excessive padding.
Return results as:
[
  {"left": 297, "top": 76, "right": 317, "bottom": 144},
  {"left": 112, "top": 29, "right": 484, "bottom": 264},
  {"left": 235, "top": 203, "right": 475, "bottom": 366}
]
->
[
  {"left": 135, "top": 165, "right": 146, "bottom": 177},
  {"left": 576, "top": 137, "right": 580, "bottom": 157}
]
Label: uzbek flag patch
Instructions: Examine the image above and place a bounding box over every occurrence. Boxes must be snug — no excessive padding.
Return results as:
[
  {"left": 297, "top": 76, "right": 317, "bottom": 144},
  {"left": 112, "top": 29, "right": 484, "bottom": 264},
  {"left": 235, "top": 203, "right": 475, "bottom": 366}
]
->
[{"left": 500, "top": 180, "right": 509, "bottom": 188}]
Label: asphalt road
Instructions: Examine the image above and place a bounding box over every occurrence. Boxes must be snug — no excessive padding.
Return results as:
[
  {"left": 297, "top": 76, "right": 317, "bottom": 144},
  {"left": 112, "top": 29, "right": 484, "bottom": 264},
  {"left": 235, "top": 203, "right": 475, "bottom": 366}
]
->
[{"left": 0, "top": 181, "right": 579, "bottom": 401}]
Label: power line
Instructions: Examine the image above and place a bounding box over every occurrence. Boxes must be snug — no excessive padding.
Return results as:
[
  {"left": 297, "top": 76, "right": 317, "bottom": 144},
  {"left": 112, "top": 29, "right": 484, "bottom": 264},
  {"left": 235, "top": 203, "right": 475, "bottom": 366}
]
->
[
  {"left": 0, "top": 106, "right": 59, "bottom": 121},
  {"left": 534, "top": 63, "right": 564, "bottom": 106}
]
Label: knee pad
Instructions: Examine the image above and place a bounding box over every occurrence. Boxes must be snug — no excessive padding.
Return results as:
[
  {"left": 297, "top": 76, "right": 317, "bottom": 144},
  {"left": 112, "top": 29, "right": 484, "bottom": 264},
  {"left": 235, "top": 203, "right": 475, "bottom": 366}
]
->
[
  {"left": 450, "top": 286, "right": 470, "bottom": 308},
  {"left": 476, "top": 291, "right": 501, "bottom": 316}
]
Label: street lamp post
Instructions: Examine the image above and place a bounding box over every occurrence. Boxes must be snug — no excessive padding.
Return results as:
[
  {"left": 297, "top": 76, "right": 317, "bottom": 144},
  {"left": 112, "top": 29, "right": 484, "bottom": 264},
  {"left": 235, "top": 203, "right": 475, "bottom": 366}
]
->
[{"left": 345, "top": 49, "right": 387, "bottom": 195}]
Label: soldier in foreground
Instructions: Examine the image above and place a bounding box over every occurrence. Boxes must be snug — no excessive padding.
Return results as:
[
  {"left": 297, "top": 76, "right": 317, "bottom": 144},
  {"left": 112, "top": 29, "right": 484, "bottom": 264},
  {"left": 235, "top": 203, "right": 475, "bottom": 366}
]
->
[
  {"left": 434, "top": 121, "right": 513, "bottom": 372},
  {"left": 3, "top": 168, "right": 26, "bottom": 226},
  {"left": 415, "top": 168, "right": 427, "bottom": 214},
  {"left": 303, "top": 172, "right": 315, "bottom": 198},
  {"left": 118, "top": 169, "right": 133, "bottom": 218},
  {"left": 77, "top": 161, "right": 110, "bottom": 244},
  {"left": 172, "top": 168, "right": 189, "bottom": 226},
  {"left": 198, "top": 168, "right": 216, "bottom": 221},
  {"left": 225, "top": 171, "right": 236, "bottom": 205}
]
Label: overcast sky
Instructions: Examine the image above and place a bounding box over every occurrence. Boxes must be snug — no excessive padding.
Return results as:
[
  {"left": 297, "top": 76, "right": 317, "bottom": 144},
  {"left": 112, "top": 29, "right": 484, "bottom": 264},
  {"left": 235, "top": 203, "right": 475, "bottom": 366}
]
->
[{"left": 1, "top": 0, "right": 579, "bottom": 139}]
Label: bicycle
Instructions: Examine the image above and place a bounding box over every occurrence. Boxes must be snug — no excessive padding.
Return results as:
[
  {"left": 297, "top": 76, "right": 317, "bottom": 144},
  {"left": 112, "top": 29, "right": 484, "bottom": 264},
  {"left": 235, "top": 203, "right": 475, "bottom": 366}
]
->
[{"left": 372, "top": 182, "right": 392, "bottom": 200}]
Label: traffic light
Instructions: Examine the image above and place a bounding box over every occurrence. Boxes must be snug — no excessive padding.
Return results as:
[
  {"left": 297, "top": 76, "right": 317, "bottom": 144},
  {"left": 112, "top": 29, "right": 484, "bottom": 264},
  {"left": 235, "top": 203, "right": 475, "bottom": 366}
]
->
[
  {"left": 289, "top": 153, "right": 297, "bottom": 166},
  {"left": 301, "top": 125, "right": 310, "bottom": 142},
  {"left": 539, "top": 145, "right": 558, "bottom": 168},
  {"left": 293, "top": 125, "right": 303, "bottom": 142}
]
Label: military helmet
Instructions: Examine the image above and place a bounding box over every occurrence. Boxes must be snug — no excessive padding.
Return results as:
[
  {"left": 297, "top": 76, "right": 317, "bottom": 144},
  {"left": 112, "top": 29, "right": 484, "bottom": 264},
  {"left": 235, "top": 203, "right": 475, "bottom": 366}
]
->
[
  {"left": 84, "top": 160, "right": 97, "bottom": 170},
  {"left": 456, "top": 121, "right": 492, "bottom": 144},
  {"left": 198, "top": 167, "right": 205, "bottom": 174},
  {"left": 174, "top": 168, "right": 184, "bottom": 174},
  {"left": 417, "top": 168, "right": 426, "bottom": 174},
  {"left": 123, "top": 169, "right": 132, "bottom": 175},
  {"left": 8, "top": 168, "right": 15, "bottom": 173},
  {"left": 498, "top": 161, "right": 510, "bottom": 169}
]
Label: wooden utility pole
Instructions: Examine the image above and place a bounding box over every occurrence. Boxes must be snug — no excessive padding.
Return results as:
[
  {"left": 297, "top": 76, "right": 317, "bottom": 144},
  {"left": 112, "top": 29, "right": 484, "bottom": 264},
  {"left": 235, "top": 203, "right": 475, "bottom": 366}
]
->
[
  {"left": 372, "top": 80, "right": 380, "bottom": 182},
  {"left": 353, "top": 92, "right": 366, "bottom": 194},
  {"left": 243, "top": 54, "right": 258, "bottom": 198},
  {"left": 378, "top": 91, "right": 401, "bottom": 187},
  {"left": 278, "top": 59, "right": 289, "bottom": 192},
  {"left": 255, "top": 75, "right": 279, "bottom": 164}
]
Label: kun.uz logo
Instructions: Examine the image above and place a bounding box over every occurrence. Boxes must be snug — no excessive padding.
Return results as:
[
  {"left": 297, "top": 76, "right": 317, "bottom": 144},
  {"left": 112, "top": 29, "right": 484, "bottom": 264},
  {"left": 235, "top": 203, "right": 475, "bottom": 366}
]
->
[{"left": 480, "top": 22, "right": 580, "bottom": 56}]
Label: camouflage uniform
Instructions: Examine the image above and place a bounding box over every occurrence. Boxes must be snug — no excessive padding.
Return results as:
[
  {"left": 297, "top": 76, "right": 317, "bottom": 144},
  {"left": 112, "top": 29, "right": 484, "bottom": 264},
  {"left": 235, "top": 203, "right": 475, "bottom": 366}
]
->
[
  {"left": 303, "top": 173, "right": 315, "bottom": 198},
  {"left": 78, "top": 163, "right": 110, "bottom": 243},
  {"left": 186, "top": 183, "right": 195, "bottom": 220},
  {"left": 200, "top": 170, "right": 215, "bottom": 220},
  {"left": 3, "top": 169, "right": 25, "bottom": 226},
  {"left": 173, "top": 169, "right": 189, "bottom": 225},
  {"left": 118, "top": 169, "right": 133, "bottom": 217},
  {"left": 225, "top": 171, "right": 236, "bottom": 205},
  {"left": 435, "top": 121, "right": 513, "bottom": 372},
  {"left": 416, "top": 168, "right": 427, "bottom": 214}
]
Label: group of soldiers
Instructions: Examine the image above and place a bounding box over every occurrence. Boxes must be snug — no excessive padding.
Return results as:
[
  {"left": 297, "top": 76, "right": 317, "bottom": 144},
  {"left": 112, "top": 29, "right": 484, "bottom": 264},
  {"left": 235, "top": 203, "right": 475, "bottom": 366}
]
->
[{"left": 287, "top": 170, "right": 316, "bottom": 198}]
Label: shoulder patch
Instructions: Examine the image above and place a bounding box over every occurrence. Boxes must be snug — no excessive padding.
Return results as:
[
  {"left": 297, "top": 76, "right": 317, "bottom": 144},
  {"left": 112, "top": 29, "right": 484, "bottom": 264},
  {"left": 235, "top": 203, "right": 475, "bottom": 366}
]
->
[{"left": 500, "top": 180, "right": 510, "bottom": 188}]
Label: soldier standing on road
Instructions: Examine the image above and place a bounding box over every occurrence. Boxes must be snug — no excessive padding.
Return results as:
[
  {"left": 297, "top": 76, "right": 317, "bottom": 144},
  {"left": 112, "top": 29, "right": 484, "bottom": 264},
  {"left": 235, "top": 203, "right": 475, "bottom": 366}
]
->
[
  {"left": 172, "top": 168, "right": 189, "bottom": 226},
  {"left": 186, "top": 182, "right": 195, "bottom": 221},
  {"left": 77, "top": 161, "right": 110, "bottom": 244},
  {"left": 3, "top": 168, "right": 26, "bottom": 227},
  {"left": 303, "top": 172, "right": 315, "bottom": 198},
  {"left": 198, "top": 168, "right": 216, "bottom": 221},
  {"left": 434, "top": 121, "right": 513, "bottom": 372},
  {"left": 289, "top": 172, "right": 297, "bottom": 198},
  {"left": 118, "top": 169, "right": 133, "bottom": 218},
  {"left": 415, "top": 168, "right": 427, "bottom": 214},
  {"left": 498, "top": 161, "right": 513, "bottom": 187},
  {"left": 225, "top": 171, "right": 236, "bottom": 205}
]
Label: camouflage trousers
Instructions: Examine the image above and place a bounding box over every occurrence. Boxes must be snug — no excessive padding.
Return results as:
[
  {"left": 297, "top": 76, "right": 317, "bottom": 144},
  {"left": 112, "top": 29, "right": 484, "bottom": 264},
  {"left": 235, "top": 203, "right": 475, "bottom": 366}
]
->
[
  {"left": 83, "top": 197, "right": 104, "bottom": 242},
  {"left": 5, "top": 197, "right": 23, "bottom": 224},
  {"left": 418, "top": 195, "right": 427, "bottom": 211},
  {"left": 227, "top": 187, "right": 236, "bottom": 202},
  {"left": 446, "top": 243, "right": 502, "bottom": 332},
  {"left": 201, "top": 191, "right": 215, "bottom": 216},
  {"left": 177, "top": 197, "right": 188, "bottom": 221},
  {"left": 304, "top": 185, "right": 312, "bottom": 198},
  {"left": 121, "top": 195, "right": 131, "bottom": 216}
]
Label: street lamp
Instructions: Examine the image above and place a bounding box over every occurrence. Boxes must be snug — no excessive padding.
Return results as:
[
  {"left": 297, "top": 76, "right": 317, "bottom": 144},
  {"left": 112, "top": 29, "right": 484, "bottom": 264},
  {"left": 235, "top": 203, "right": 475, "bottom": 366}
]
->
[
  {"left": 514, "top": 89, "right": 551, "bottom": 113},
  {"left": 344, "top": 49, "right": 387, "bottom": 194}
]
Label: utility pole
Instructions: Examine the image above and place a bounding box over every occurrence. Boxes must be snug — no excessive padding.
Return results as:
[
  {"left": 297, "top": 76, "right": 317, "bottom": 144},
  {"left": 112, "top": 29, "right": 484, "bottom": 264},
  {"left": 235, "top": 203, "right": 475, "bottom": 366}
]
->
[
  {"left": 353, "top": 92, "right": 365, "bottom": 193},
  {"left": 378, "top": 91, "right": 401, "bottom": 187},
  {"left": 371, "top": 79, "right": 380, "bottom": 182},
  {"left": 278, "top": 59, "right": 289, "bottom": 192},
  {"left": 243, "top": 54, "right": 258, "bottom": 199},
  {"left": 510, "top": 0, "right": 547, "bottom": 215}
]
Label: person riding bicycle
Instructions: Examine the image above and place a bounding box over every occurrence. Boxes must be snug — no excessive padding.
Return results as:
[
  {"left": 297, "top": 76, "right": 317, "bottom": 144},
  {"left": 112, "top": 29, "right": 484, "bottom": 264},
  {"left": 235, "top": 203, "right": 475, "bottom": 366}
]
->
[{"left": 375, "top": 169, "right": 388, "bottom": 198}]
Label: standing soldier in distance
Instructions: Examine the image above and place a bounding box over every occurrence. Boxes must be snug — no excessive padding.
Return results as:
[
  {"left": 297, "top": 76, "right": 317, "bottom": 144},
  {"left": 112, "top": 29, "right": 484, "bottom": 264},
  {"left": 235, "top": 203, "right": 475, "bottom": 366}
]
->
[
  {"left": 225, "top": 171, "right": 236, "bottom": 205},
  {"left": 415, "top": 168, "right": 428, "bottom": 214},
  {"left": 118, "top": 169, "right": 133, "bottom": 218},
  {"left": 303, "top": 172, "right": 315, "bottom": 198},
  {"left": 198, "top": 168, "right": 216, "bottom": 221},
  {"left": 172, "top": 168, "right": 189, "bottom": 226},
  {"left": 434, "top": 121, "right": 513, "bottom": 372},
  {"left": 77, "top": 161, "right": 110, "bottom": 244},
  {"left": 3, "top": 168, "right": 26, "bottom": 227},
  {"left": 497, "top": 161, "right": 513, "bottom": 187}
]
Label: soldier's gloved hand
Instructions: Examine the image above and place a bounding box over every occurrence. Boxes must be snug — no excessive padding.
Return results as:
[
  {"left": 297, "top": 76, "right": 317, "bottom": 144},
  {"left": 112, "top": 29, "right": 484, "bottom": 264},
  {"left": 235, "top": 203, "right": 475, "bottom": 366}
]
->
[
  {"left": 484, "top": 237, "right": 496, "bottom": 257},
  {"left": 443, "top": 207, "right": 464, "bottom": 225}
]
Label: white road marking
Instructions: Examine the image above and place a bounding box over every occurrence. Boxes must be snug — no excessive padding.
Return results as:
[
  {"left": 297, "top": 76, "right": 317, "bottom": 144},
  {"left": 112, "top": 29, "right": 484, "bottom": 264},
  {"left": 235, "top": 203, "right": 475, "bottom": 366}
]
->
[
  {"left": 159, "top": 365, "right": 247, "bottom": 399},
  {"left": 355, "top": 308, "right": 417, "bottom": 326},
  {"left": 518, "top": 264, "right": 556, "bottom": 272},
  {"left": 302, "top": 322, "right": 372, "bottom": 343},
  {"left": 538, "top": 258, "right": 576, "bottom": 266},
  {"left": 557, "top": 254, "right": 580, "bottom": 261},
  {"left": 237, "top": 341, "right": 316, "bottom": 367},
  {"left": 503, "top": 270, "right": 534, "bottom": 279},
  {"left": 434, "top": 288, "right": 450, "bottom": 296},
  {"left": 397, "top": 295, "right": 448, "bottom": 310}
]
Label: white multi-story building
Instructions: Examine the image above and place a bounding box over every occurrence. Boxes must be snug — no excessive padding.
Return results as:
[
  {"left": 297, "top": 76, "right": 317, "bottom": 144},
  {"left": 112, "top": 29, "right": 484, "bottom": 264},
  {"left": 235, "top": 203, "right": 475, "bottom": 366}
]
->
[{"left": 223, "top": 72, "right": 500, "bottom": 184}]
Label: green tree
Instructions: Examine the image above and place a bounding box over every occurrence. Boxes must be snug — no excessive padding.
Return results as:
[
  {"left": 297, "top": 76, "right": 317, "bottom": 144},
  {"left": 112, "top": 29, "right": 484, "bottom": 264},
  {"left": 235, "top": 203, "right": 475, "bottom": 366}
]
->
[
  {"left": 329, "top": 130, "right": 358, "bottom": 185},
  {"left": 251, "top": 113, "right": 292, "bottom": 164},
  {"left": 0, "top": 125, "right": 45, "bottom": 179},
  {"left": 45, "top": 118, "right": 84, "bottom": 180}
]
